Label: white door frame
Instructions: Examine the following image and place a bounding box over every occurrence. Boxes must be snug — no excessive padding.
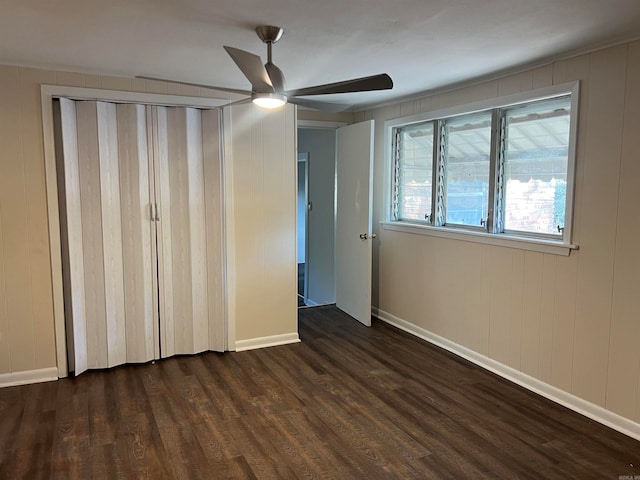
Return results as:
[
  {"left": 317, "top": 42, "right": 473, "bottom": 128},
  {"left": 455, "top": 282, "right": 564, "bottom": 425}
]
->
[
  {"left": 41, "top": 85, "right": 230, "bottom": 377},
  {"left": 296, "top": 120, "right": 347, "bottom": 307},
  {"left": 297, "top": 152, "right": 310, "bottom": 305}
]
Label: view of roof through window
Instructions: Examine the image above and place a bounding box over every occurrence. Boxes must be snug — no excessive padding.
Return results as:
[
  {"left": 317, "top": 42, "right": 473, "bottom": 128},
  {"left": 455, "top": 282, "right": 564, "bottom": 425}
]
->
[{"left": 395, "top": 96, "right": 571, "bottom": 237}]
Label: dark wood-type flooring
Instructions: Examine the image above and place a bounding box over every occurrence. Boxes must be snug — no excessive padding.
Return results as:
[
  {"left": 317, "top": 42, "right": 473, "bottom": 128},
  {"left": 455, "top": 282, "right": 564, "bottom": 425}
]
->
[{"left": 1, "top": 305, "right": 639, "bottom": 479}]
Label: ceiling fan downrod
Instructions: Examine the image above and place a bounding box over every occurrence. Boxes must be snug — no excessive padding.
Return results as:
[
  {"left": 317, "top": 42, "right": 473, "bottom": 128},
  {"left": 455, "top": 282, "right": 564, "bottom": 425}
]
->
[
  {"left": 136, "top": 24, "right": 392, "bottom": 113},
  {"left": 255, "top": 25, "right": 284, "bottom": 64}
]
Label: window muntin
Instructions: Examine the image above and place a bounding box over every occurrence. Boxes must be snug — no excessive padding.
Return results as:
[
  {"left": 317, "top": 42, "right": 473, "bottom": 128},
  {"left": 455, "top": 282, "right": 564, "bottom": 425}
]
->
[
  {"left": 443, "top": 113, "right": 492, "bottom": 228},
  {"left": 394, "top": 122, "right": 434, "bottom": 222},
  {"left": 389, "top": 87, "right": 576, "bottom": 245},
  {"left": 502, "top": 98, "right": 571, "bottom": 237}
]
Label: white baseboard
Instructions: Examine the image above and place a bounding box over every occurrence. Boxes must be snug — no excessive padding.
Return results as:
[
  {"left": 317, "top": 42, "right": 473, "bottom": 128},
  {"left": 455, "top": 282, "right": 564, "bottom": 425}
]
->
[
  {"left": 302, "top": 299, "right": 335, "bottom": 308},
  {"left": 235, "top": 332, "right": 301, "bottom": 352},
  {"left": 372, "top": 307, "right": 640, "bottom": 442},
  {"left": 0, "top": 367, "right": 58, "bottom": 388}
]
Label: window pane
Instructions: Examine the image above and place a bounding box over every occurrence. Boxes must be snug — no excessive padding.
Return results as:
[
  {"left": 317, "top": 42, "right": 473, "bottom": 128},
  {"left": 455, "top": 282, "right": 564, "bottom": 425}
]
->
[
  {"left": 503, "top": 98, "right": 571, "bottom": 236},
  {"left": 444, "top": 113, "right": 492, "bottom": 227},
  {"left": 396, "top": 122, "right": 434, "bottom": 221}
]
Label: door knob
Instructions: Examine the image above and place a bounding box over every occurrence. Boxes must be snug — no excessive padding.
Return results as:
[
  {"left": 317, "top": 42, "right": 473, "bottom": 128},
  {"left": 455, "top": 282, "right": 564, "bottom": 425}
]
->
[{"left": 359, "top": 233, "right": 377, "bottom": 240}]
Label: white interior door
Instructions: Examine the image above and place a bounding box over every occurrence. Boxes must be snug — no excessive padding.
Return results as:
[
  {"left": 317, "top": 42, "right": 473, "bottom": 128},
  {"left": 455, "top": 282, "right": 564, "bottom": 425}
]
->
[{"left": 335, "top": 120, "right": 375, "bottom": 326}]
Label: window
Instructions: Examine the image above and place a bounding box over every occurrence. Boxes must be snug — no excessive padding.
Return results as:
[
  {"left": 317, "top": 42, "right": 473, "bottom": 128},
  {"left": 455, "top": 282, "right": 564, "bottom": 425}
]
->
[
  {"left": 389, "top": 83, "right": 578, "bottom": 250},
  {"left": 394, "top": 122, "right": 434, "bottom": 222},
  {"left": 502, "top": 99, "right": 571, "bottom": 237},
  {"left": 443, "top": 113, "right": 492, "bottom": 228}
]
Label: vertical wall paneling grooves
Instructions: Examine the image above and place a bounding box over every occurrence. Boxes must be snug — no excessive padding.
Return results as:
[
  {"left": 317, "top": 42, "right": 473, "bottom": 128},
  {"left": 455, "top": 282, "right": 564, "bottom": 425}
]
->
[
  {"left": 0, "top": 181, "right": 8, "bottom": 372},
  {"left": 252, "top": 108, "right": 266, "bottom": 314},
  {"left": 228, "top": 105, "right": 252, "bottom": 341},
  {"left": 369, "top": 42, "right": 640, "bottom": 434},
  {"left": 538, "top": 254, "right": 557, "bottom": 384},
  {"left": 230, "top": 104, "right": 297, "bottom": 342},
  {"left": 571, "top": 46, "right": 627, "bottom": 406},
  {"left": 202, "top": 109, "right": 226, "bottom": 351},
  {"left": 263, "top": 108, "right": 283, "bottom": 318},
  {"left": 0, "top": 69, "right": 15, "bottom": 374},
  {"left": 232, "top": 106, "right": 263, "bottom": 339},
  {"left": 221, "top": 108, "right": 236, "bottom": 350},
  {"left": 18, "top": 69, "right": 57, "bottom": 371},
  {"left": 550, "top": 253, "right": 578, "bottom": 392},
  {"left": 507, "top": 251, "right": 525, "bottom": 370},
  {"left": 263, "top": 106, "right": 293, "bottom": 319},
  {"left": 607, "top": 42, "right": 640, "bottom": 421},
  {"left": 0, "top": 67, "right": 35, "bottom": 374},
  {"left": 488, "top": 248, "right": 513, "bottom": 365},
  {"left": 477, "top": 245, "right": 491, "bottom": 355}
]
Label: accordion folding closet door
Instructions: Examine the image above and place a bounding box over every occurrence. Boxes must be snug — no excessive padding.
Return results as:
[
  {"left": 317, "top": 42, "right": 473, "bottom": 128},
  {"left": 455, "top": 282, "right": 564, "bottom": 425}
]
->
[{"left": 54, "top": 98, "right": 226, "bottom": 376}]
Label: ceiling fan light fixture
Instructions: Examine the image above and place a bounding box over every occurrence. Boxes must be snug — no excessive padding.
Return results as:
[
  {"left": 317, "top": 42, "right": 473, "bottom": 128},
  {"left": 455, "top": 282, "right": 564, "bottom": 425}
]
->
[
  {"left": 137, "top": 25, "right": 393, "bottom": 113},
  {"left": 252, "top": 92, "right": 287, "bottom": 109}
]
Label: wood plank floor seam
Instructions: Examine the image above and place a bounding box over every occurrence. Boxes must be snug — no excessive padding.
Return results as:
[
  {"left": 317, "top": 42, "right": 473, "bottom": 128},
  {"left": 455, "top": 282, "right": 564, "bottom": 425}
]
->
[{"left": 0, "top": 305, "right": 638, "bottom": 479}]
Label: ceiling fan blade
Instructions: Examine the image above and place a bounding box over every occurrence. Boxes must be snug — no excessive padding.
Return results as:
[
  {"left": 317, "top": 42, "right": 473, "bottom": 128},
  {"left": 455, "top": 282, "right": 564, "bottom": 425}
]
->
[
  {"left": 136, "top": 76, "right": 251, "bottom": 96},
  {"left": 223, "top": 46, "right": 274, "bottom": 93},
  {"left": 287, "top": 73, "right": 393, "bottom": 97},
  {"left": 288, "top": 97, "right": 350, "bottom": 113},
  {"left": 265, "top": 62, "right": 287, "bottom": 92},
  {"left": 221, "top": 97, "right": 253, "bottom": 108}
]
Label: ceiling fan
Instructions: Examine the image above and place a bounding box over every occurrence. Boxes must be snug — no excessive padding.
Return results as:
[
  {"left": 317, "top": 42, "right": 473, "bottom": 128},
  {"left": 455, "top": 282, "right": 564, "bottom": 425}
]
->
[{"left": 138, "top": 25, "right": 393, "bottom": 112}]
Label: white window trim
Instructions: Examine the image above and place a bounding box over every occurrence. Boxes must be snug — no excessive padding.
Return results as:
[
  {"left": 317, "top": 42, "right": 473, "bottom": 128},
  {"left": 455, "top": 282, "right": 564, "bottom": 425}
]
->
[
  {"left": 382, "top": 221, "right": 577, "bottom": 256},
  {"left": 383, "top": 81, "right": 580, "bottom": 256}
]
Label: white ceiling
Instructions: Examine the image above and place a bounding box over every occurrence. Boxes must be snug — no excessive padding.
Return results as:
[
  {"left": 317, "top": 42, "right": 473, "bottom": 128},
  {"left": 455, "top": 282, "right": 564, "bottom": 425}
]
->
[{"left": 2, "top": 0, "right": 640, "bottom": 110}]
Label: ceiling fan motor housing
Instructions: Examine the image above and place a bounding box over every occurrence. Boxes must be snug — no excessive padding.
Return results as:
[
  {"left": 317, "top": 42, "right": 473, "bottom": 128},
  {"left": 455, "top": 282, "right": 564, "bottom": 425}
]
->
[
  {"left": 136, "top": 24, "right": 392, "bottom": 112},
  {"left": 256, "top": 25, "right": 284, "bottom": 44}
]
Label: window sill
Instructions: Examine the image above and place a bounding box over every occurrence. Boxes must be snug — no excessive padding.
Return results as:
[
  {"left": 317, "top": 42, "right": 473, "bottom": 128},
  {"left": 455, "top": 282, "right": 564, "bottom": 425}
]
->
[{"left": 381, "top": 222, "right": 578, "bottom": 256}]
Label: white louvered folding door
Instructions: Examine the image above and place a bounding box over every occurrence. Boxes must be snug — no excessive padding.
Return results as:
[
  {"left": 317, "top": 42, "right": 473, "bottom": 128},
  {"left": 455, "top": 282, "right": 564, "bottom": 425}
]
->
[{"left": 55, "top": 99, "right": 225, "bottom": 375}]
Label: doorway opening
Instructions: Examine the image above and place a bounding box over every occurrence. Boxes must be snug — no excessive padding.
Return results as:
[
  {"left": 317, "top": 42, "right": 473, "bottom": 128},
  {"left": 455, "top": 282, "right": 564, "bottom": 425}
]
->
[
  {"left": 296, "top": 126, "right": 338, "bottom": 307},
  {"left": 297, "top": 152, "right": 308, "bottom": 307}
]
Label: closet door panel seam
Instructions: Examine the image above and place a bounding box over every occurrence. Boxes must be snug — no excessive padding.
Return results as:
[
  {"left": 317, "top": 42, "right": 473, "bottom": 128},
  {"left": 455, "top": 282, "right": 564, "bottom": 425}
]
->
[{"left": 58, "top": 100, "right": 226, "bottom": 372}]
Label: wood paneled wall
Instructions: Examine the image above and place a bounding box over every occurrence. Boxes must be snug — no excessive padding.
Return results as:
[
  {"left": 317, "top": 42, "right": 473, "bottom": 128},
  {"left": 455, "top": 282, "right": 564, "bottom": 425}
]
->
[
  {"left": 357, "top": 41, "right": 640, "bottom": 425},
  {"left": 0, "top": 65, "right": 297, "bottom": 380},
  {"left": 229, "top": 104, "right": 298, "bottom": 341}
]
